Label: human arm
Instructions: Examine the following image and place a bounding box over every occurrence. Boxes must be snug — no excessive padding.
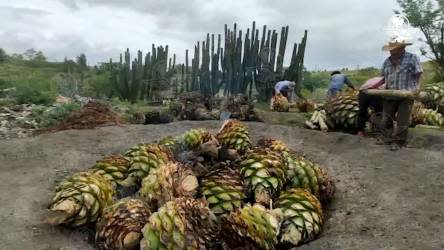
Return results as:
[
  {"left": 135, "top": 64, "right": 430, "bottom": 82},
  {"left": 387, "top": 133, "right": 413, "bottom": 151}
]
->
[
  {"left": 274, "top": 82, "right": 281, "bottom": 94},
  {"left": 413, "top": 55, "right": 423, "bottom": 90},
  {"left": 344, "top": 76, "right": 356, "bottom": 90},
  {"left": 380, "top": 59, "right": 389, "bottom": 89},
  {"left": 359, "top": 77, "right": 385, "bottom": 90}
]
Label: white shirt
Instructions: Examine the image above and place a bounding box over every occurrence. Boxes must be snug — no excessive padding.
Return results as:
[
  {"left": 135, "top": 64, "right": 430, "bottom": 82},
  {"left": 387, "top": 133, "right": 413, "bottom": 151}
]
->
[{"left": 275, "top": 81, "right": 295, "bottom": 92}]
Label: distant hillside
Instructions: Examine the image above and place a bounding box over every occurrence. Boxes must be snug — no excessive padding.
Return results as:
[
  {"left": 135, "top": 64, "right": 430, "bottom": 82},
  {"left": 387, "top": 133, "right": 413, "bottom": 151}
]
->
[
  {"left": 0, "top": 54, "right": 110, "bottom": 105},
  {"left": 0, "top": 59, "right": 62, "bottom": 82}
]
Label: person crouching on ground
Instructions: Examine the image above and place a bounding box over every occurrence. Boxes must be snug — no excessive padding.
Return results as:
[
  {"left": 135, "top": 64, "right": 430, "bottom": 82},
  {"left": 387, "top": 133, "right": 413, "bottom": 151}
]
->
[{"left": 380, "top": 39, "right": 423, "bottom": 151}]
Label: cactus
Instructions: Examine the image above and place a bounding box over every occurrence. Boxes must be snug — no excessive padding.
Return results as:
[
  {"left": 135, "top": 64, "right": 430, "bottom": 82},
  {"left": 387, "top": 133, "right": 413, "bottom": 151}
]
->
[
  {"left": 134, "top": 22, "right": 310, "bottom": 102},
  {"left": 285, "top": 30, "right": 308, "bottom": 97},
  {"left": 276, "top": 26, "right": 289, "bottom": 77},
  {"left": 109, "top": 46, "right": 176, "bottom": 102},
  {"left": 185, "top": 49, "right": 190, "bottom": 92}
]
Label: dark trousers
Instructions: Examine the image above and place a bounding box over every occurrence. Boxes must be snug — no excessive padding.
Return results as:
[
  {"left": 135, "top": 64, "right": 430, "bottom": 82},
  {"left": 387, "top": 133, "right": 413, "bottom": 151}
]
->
[
  {"left": 272, "top": 89, "right": 289, "bottom": 98},
  {"left": 357, "top": 91, "right": 383, "bottom": 130},
  {"left": 280, "top": 89, "right": 289, "bottom": 99},
  {"left": 380, "top": 99, "right": 414, "bottom": 145}
]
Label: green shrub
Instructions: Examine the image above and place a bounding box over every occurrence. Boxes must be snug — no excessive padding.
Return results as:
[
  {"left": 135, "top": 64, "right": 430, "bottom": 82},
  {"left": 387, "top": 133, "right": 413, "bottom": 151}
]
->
[
  {"left": 0, "top": 98, "right": 16, "bottom": 107},
  {"left": 30, "top": 102, "right": 81, "bottom": 128},
  {"left": 14, "top": 87, "right": 55, "bottom": 105},
  {"left": 0, "top": 48, "right": 7, "bottom": 63},
  {"left": 83, "top": 71, "right": 114, "bottom": 98},
  {"left": 302, "top": 70, "right": 330, "bottom": 92},
  {"left": 12, "top": 77, "right": 57, "bottom": 105}
]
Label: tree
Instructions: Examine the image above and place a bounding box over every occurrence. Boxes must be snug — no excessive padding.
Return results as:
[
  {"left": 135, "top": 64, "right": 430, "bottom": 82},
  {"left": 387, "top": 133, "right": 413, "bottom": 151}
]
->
[
  {"left": 76, "top": 53, "right": 88, "bottom": 70},
  {"left": 76, "top": 53, "right": 88, "bottom": 93},
  {"left": 0, "top": 48, "right": 7, "bottom": 63},
  {"left": 11, "top": 53, "right": 23, "bottom": 60},
  {"left": 397, "top": 0, "right": 444, "bottom": 78},
  {"left": 23, "top": 48, "right": 37, "bottom": 60},
  {"left": 22, "top": 48, "right": 46, "bottom": 61},
  {"left": 63, "top": 57, "right": 78, "bottom": 73},
  {"left": 34, "top": 51, "right": 47, "bottom": 62},
  {"left": 302, "top": 68, "right": 329, "bottom": 92}
]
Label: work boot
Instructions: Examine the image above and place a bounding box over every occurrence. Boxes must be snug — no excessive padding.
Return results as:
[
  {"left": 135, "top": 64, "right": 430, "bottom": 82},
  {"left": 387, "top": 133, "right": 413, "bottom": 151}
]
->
[{"left": 376, "top": 136, "right": 392, "bottom": 145}]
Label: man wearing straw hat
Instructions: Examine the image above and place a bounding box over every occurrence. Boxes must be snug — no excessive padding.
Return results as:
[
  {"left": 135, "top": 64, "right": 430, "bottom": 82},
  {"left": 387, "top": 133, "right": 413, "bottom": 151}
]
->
[{"left": 380, "top": 38, "right": 423, "bottom": 150}]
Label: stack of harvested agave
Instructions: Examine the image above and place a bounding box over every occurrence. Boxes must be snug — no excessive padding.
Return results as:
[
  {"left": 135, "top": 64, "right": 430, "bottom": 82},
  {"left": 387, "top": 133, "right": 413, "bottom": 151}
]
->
[
  {"left": 45, "top": 119, "right": 335, "bottom": 250},
  {"left": 307, "top": 84, "right": 444, "bottom": 133}
]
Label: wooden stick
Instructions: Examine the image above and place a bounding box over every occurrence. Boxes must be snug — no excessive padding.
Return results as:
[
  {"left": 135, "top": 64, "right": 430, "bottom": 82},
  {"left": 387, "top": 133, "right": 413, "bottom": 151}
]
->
[{"left": 363, "top": 89, "right": 417, "bottom": 100}]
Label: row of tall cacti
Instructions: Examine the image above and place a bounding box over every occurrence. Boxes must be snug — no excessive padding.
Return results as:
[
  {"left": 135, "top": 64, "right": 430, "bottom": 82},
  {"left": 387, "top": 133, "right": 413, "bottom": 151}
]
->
[
  {"left": 182, "top": 34, "right": 223, "bottom": 96},
  {"left": 107, "top": 22, "right": 307, "bottom": 102},
  {"left": 285, "top": 30, "right": 308, "bottom": 97},
  {"left": 185, "top": 22, "right": 307, "bottom": 101},
  {"left": 109, "top": 46, "right": 176, "bottom": 102}
]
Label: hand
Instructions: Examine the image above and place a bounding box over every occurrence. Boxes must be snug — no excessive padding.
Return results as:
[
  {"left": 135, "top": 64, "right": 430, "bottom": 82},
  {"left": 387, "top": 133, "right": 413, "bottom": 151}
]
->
[
  {"left": 412, "top": 89, "right": 420, "bottom": 95},
  {"left": 413, "top": 89, "right": 425, "bottom": 99}
]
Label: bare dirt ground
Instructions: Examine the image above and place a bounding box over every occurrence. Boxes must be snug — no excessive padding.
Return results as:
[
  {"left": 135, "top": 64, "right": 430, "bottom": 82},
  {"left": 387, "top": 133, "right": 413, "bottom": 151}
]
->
[{"left": 1, "top": 121, "right": 444, "bottom": 250}]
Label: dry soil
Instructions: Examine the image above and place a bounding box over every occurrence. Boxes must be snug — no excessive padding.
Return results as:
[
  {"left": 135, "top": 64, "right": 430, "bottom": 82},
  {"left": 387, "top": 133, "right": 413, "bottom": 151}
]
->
[{"left": 1, "top": 121, "right": 444, "bottom": 250}]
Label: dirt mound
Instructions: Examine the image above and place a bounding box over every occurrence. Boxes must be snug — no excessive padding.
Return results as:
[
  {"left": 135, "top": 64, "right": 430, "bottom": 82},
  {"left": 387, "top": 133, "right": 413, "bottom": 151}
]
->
[{"left": 44, "top": 101, "right": 126, "bottom": 131}]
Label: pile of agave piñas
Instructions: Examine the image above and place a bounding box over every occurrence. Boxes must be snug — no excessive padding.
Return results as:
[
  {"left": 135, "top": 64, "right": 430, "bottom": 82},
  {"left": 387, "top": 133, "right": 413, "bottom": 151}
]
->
[
  {"left": 307, "top": 84, "right": 444, "bottom": 132},
  {"left": 271, "top": 93, "right": 290, "bottom": 112},
  {"left": 45, "top": 119, "right": 335, "bottom": 250}
]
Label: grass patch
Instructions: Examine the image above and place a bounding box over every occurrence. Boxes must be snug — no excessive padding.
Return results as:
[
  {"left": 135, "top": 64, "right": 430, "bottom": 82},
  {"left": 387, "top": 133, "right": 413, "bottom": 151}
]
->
[{"left": 255, "top": 102, "right": 270, "bottom": 111}]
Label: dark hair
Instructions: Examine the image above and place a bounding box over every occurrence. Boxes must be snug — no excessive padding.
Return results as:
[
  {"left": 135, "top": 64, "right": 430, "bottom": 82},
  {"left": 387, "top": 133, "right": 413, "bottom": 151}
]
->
[{"left": 331, "top": 71, "right": 341, "bottom": 76}]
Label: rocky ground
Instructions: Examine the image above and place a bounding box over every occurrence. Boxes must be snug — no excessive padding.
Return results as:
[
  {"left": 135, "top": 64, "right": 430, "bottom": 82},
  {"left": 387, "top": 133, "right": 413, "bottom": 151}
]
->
[
  {"left": 0, "top": 104, "right": 39, "bottom": 139},
  {"left": 1, "top": 121, "right": 444, "bottom": 250}
]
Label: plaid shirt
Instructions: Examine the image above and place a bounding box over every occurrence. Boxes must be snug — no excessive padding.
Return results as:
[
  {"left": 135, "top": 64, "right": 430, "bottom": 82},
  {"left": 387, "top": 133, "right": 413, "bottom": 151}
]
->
[{"left": 381, "top": 52, "right": 423, "bottom": 91}]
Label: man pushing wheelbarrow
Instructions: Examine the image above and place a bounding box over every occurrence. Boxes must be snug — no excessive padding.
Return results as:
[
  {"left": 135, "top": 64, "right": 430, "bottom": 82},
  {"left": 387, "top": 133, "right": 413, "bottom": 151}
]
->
[{"left": 362, "top": 38, "right": 423, "bottom": 151}]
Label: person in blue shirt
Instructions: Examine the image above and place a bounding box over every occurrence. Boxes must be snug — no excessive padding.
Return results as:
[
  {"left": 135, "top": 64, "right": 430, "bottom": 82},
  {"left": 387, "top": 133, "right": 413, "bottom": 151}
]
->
[{"left": 327, "top": 71, "right": 356, "bottom": 98}]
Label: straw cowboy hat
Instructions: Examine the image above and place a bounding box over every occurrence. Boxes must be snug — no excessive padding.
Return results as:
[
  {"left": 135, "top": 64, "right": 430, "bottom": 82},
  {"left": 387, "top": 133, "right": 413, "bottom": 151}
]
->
[{"left": 382, "top": 38, "right": 412, "bottom": 51}]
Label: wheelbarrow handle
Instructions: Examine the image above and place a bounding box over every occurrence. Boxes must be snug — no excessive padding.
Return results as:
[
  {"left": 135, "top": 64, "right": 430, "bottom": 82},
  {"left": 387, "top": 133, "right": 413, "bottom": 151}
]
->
[{"left": 362, "top": 89, "right": 424, "bottom": 101}]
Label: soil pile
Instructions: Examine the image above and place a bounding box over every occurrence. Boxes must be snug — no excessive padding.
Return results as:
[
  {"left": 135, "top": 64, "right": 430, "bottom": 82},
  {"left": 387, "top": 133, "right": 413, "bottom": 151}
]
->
[{"left": 44, "top": 101, "right": 126, "bottom": 131}]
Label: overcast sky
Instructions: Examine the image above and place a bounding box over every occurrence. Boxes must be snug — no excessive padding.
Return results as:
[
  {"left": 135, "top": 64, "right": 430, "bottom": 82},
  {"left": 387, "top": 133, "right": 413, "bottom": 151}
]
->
[{"left": 0, "top": 0, "right": 424, "bottom": 70}]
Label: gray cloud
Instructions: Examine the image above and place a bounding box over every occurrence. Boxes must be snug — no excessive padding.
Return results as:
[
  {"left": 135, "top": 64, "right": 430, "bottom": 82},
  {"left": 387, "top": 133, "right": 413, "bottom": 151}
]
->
[
  {"left": 0, "top": 0, "right": 423, "bottom": 70},
  {"left": 59, "top": 0, "right": 80, "bottom": 11},
  {"left": 0, "top": 6, "right": 50, "bottom": 17}
]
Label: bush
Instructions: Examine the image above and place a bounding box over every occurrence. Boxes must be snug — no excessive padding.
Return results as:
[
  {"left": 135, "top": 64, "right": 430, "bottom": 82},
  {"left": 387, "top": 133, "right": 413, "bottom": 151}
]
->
[
  {"left": 83, "top": 71, "right": 114, "bottom": 98},
  {"left": 30, "top": 102, "right": 81, "bottom": 128},
  {"left": 12, "top": 77, "right": 57, "bottom": 105},
  {"left": 0, "top": 48, "right": 7, "bottom": 63},
  {"left": 303, "top": 71, "right": 329, "bottom": 92},
  {"left": 0, "top": 98, "right": 15, "bottom": 107},
  {"left": 14, "top": 87, "right": 55, "bottom": 105}
]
